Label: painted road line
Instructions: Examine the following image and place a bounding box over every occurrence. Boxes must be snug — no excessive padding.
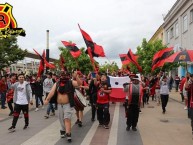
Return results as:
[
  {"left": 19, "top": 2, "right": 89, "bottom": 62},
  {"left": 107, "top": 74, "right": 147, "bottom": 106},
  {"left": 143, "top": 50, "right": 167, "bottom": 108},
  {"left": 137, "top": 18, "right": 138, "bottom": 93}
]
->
[{"left": 107, "top": 103, "right": 120, "bottom": 145}]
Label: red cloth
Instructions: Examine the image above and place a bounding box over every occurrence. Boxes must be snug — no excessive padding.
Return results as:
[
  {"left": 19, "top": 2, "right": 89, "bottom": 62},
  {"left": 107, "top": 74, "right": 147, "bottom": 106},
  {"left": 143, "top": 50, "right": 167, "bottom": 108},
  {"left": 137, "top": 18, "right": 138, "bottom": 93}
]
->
[
  {"left": 179, "top": 78, "right": 186, "bottom": 92},
  {"left": 0, "top": 80, "right": 7, "bottom": 92},
  {"left": 97, "top": 90, "right": 109, "bottom": 104}
]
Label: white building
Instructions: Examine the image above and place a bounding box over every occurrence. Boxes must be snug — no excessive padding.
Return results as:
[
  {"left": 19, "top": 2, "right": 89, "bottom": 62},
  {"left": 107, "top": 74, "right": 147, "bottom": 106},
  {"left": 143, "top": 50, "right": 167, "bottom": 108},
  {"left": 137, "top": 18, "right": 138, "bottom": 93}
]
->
[{"left": 163, "top": 0, "right": 193, "bottom": 76}]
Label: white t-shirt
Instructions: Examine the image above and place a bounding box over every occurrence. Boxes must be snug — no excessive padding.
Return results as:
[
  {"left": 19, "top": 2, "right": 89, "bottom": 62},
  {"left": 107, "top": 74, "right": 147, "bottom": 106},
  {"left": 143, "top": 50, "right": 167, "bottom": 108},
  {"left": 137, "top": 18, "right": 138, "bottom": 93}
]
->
[{"left": 16, "top": 83, "right": 28, "bottom": 105}]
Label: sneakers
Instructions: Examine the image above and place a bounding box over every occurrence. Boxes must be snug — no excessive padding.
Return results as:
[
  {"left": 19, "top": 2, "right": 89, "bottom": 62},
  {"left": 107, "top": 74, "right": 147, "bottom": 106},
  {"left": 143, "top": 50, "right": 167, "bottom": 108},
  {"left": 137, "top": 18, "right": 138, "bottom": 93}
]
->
[
  {"left": 91, "top": 118, "right": 95, "bottom": 122},
  {"left": 66, "top": 133, "right": 72, "bottom": 142},
  {"left": 23, "top": 125, "right": 28, "bottom": 130},
  {"left": 60, "top": 130, "right": 66, "bottom": 138},
  {"left": 8, "top": 112, "right": 13, "bottom": 116},
  {"left": 132, "top": 127, "right": 137, "bottom": 131},
  {"left": 184, "top": 106, "right": 188, "bottom": 110},
  {"left": 75, "top": 119, "right": 80, "bottom": 124},
  {"left": 44, "top": 114, "right": 49, "bottom": 119},
  {"left": 50, "top": 112, "right": 55, "bottom": 116},
  {"left": 8, "top": 126, "right": 15, "bottom": 132},
  {"left": 78, "top": 121, "right": 82, "bottom": 127},
  {"left": 98, "top": 123, "right": 103, "bottom": 127},
  {"left": 35, "top": 108, "right": 39, "bottom": 112},
  {"left": 126, "top": 126, "right": 130, "bottom": 131},
  {"left": 104, "top": 125, "right": 109, "bottom": 129}
]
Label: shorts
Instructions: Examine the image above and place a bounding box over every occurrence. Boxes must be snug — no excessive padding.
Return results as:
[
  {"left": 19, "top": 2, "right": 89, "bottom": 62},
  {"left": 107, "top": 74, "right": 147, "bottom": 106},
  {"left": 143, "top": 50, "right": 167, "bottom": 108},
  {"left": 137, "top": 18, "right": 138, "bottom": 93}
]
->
[{"left": 59, "top": 103, "right": 74, "bottom": 119}]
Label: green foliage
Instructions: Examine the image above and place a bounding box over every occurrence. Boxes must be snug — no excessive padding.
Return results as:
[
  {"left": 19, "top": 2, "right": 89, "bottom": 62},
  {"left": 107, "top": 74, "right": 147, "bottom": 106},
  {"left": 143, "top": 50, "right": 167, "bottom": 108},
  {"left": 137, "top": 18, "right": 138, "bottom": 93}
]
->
[
  {"left": 59, "top": 47, "right": 93, "bottom": 74},
  {"left": 130, "top": 38, "right": 179, "bottom": 75},
  {"left": 99, "top": 61, "right": 119, "bottom": 74},
  {"left": 0, "top": 36, "right": 27, "bottom": 70}
]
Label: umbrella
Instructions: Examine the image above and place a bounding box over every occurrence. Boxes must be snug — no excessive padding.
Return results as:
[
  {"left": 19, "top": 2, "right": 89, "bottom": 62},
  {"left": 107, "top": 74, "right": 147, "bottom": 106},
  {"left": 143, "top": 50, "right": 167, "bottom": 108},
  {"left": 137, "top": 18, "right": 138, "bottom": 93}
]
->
[{"left": 165, "top": 50, "right": 193, "bottom": 62}]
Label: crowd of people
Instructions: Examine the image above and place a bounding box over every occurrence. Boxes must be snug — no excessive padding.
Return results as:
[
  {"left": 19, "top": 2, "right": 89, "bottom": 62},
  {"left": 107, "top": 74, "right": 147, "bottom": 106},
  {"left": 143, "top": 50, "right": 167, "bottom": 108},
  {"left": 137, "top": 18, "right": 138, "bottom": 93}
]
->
[{"left": 0, "top": 69, "right": 193, "bottom": 142}]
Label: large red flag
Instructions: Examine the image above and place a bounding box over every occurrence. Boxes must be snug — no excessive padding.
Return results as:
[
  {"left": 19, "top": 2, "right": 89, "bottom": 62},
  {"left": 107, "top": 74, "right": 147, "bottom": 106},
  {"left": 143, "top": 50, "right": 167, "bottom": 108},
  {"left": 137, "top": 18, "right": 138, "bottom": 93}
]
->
[
  {"left": 152, "top": 47, "right": 173, "bottom": 71},
  {"left": 78, "top": 24, "right": 105, "bottom": 57},
  {"left": 33, "top": 49, "right": 56, "bottom": 70},
  {"left": 127, "top": 49, "right": 142, "bottom": 72},
  {"left": 61, "top": 41, "right": 81, "bottom": 58},
  {"left": 33, "top": 49, "right": 45, "bottom": 77},
  {"left": 119, "top": 54, "right": 131, "bottom": 65}
]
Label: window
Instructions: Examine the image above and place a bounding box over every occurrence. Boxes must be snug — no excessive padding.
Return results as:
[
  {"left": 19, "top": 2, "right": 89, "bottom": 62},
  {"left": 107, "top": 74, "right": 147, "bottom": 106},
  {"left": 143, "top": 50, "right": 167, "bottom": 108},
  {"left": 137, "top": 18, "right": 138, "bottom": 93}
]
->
[
  {"left": 175, "top": 23, "right": 179, "bottom": 37},
  {"left": 167, "top": 31, "right": 170, "bottom": 43},
  {"left": 170, "top": 27, "right": 174, "bottom": 38},
  {"left": 183, "top": 15, "right": 188, "bottom": 32},
  {"left": 190, "top": 9, "right": 193, "bottom": 23}
]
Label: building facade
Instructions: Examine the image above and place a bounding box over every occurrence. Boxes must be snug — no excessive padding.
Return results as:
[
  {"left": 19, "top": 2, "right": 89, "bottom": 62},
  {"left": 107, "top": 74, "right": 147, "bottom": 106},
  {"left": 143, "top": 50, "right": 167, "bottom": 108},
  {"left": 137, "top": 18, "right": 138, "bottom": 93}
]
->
[
  {"left": 163, "top": 0, "right": 193, "bottom": 77},
  {"left": 149, "top": 24, "right": 164, "bottom": 43}
]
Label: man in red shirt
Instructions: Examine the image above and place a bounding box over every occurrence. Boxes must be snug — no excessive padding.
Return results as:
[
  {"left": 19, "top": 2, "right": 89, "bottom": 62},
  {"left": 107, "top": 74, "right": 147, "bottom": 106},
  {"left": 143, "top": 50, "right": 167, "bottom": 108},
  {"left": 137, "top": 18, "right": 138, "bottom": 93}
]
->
[
  {"left": 96, "top": 74, "right": 112, "bottom": 129},
  {"left": 0, "top": 76, "right": 7, "bottom": 109}
]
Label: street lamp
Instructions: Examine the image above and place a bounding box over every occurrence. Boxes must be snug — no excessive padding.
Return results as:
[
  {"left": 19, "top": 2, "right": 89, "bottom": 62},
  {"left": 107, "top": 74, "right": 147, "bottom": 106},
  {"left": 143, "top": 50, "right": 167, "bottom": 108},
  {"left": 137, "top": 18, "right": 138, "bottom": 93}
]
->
[{"left": 46, "top": 30, "right": 49, "bottom": 73}]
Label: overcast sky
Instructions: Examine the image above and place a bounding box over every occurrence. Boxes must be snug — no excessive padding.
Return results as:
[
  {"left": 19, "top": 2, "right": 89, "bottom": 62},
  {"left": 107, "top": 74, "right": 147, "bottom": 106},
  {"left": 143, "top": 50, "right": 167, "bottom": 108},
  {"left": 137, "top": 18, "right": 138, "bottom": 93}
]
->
[{"left": 2, "top": 0, "right": 176, "bottom": 67}]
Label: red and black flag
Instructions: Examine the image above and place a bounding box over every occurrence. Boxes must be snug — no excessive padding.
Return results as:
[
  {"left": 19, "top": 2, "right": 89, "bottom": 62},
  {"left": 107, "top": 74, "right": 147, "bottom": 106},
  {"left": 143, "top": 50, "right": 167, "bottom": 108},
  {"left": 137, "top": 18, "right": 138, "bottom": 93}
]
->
[
  {"left": 119, "top": 54, "right": 131, "bottom": 65},
  {"left": 152, "top": 47, "right": 173, "bottom": 71},
  {"left": 78, "top": 24, "right": 105, "bottom": 57},
  {"left": 33, "top": 49, "right": 45, "bottom": 77},
  {"left": 33, "top": 49, "right": 56, "bottom": 74},
  {"left": 59, "top": 54, "right": 66, "bottom": 71},
  {"left": 61, "top": 41, "right": 81, "bottom": 58},
  {"left": 127, "top": 49, "right": 142, "bottom": 72}
]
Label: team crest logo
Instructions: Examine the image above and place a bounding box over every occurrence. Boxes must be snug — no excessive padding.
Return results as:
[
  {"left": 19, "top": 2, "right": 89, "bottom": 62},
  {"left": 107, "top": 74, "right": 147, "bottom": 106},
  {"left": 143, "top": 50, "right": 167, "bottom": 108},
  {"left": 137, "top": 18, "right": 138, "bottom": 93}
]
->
[
  {"left": 179, "top": 55, "right": 186, "bottom": 61},
  {"left": 0, "top": 3, "right": 25, "bottom": 38}
]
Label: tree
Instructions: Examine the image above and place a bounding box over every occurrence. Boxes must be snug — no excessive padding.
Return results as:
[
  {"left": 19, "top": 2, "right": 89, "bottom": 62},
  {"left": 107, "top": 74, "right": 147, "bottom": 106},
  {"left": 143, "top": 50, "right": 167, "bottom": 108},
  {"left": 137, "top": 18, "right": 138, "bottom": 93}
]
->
[
  {"left": 99, "top": 61, "right": 119, "bottom": 74},
  {"left": 59, "top": 47, "right": 93, "bottom": 74},
  {"left": 130, "top": 39, "right": 179, "bottom": 75},
  {"left": 0, "top": 36, "right": 27, "bottom": 71}
]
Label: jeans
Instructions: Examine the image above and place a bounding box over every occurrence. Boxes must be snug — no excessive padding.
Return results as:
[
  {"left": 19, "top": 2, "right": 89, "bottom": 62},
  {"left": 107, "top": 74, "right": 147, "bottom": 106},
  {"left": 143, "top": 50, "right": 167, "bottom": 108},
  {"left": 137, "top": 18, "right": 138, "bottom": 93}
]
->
[
  {"left": 160, "top": 94, "right": 169, "bottom": 112},
  {"left": 0, "top": 92, "right": 6, "bottom": 108},
  {"left": 46, "top": 103, "right": 55, "bottom": 115}
]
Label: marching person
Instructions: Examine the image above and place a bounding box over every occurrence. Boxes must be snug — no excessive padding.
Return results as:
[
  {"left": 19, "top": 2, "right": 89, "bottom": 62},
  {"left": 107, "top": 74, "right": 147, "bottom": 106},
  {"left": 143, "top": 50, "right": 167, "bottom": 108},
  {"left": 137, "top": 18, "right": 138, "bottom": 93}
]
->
[
  {"left": 8, "top": 73, "right": 33, "bottom": 132},
  {"left": 6, "top": 73, "right": 17, "bottom": 116},
  {"left": 89, "top": 72, "right": 101, "bottom": 122},
  {"left": 185, "top": 74, "right": 193, "bottom": 138},
  {"left": 44, "top": 70, "right": 82, "bottom": 142},
  {"left": 43, "top": 72, "right": 55, "bottom": 118},
  {"left": 159, "top": 73, "right": 169, "bottom": 114},
  {"left": 96, "top": 73, "right": 112, "bottom": 129},
  {"left": 0, "top": 75, "right": 7, "bottom": 109},
  {"left": 34, "top": 76, "right": 44, "bottom": 111},
  {"left": 74, "top": 72, "right": 89, "bottom": 127},
  {"left": 123, "top": 75, "right": 143, "bottom": 131}
]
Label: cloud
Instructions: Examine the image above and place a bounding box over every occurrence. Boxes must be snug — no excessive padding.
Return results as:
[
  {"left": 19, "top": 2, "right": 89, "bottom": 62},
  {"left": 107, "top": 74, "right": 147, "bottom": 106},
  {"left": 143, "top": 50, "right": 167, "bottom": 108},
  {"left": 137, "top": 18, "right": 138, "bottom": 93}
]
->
[{"left": 2, "top": 0, "right": 176, "bottom": 68}]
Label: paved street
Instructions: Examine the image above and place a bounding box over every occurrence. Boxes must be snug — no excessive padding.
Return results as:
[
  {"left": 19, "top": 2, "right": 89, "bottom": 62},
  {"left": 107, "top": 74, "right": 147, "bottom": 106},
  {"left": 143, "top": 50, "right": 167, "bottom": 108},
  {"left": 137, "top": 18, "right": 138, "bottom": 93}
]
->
[{"left": 0, "top": 90, "right": 192, "bottom": 145}]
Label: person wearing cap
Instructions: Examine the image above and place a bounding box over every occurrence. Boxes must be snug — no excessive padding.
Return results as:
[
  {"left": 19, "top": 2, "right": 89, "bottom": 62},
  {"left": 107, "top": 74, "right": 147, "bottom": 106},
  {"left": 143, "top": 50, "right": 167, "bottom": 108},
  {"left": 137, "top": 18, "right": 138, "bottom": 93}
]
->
[
  {"left": 44, "top": 70, "right": 82, "bottom": 142},
  {"left": 123, "top": 75, "right": 143, "bottom": 131}
]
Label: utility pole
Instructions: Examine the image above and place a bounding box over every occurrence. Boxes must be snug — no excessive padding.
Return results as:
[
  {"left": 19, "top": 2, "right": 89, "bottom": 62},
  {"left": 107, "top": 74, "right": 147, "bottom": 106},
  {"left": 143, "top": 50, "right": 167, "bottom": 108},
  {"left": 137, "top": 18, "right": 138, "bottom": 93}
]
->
[{"left": 46, "top": 30, "right": 49, "bottom": 73}]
